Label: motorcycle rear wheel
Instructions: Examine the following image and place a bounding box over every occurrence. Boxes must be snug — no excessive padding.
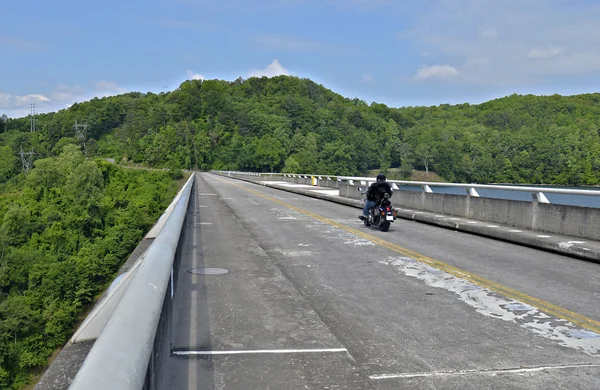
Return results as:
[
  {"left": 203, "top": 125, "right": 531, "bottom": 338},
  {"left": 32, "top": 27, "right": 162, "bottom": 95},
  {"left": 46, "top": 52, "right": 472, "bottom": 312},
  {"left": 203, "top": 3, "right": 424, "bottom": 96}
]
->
[{"left": 379, "top": 221, "right": 390, "bottom": 232}]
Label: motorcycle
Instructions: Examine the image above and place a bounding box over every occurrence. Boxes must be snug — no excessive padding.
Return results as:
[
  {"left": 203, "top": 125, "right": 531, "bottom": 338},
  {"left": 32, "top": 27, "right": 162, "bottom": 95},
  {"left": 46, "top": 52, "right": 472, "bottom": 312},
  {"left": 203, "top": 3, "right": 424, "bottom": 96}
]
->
[{"left": 359, "top": 188, "right": 397, "bottom": 232}]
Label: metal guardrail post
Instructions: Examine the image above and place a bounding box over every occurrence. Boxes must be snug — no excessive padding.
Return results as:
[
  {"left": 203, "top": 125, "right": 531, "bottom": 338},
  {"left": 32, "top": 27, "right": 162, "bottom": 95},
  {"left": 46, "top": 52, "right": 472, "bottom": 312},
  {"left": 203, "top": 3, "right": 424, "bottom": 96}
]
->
[
  {"left": 467, "top": 188, "right": 480, "bottom": 197},
  {"left": 532, "top": 192, "right": 550, "bottom": 203}
]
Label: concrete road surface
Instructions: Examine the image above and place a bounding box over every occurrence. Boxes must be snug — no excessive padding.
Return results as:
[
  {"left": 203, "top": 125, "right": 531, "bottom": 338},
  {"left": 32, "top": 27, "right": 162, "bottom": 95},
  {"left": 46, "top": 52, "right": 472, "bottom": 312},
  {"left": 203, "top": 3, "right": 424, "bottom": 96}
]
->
[{"left": 156, "top": 173, "right": 600, "bottom": 389}]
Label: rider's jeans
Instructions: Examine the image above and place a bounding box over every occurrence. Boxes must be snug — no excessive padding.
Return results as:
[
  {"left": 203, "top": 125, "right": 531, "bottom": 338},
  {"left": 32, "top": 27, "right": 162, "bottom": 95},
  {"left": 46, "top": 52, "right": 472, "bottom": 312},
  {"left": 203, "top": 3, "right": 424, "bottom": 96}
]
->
[{"left": 363, "top": 200, "right": 376, "bottom": 216}]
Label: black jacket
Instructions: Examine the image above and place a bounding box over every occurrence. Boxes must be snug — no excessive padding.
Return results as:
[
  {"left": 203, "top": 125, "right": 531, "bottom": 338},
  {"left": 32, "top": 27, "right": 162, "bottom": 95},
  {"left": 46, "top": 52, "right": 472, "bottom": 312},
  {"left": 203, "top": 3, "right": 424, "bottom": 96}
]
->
[{"left": 367, "top": 181, "right": 393, "bottom": 202}]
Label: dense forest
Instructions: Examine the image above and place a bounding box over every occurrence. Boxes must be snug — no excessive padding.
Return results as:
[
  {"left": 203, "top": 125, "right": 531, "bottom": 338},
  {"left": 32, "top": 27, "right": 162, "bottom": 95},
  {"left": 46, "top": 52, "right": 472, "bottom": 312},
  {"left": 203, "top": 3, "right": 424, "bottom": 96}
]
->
[
  {"left": 2, "top": 76, "right": 600, "bottom": 186},
  {"left": 0, "top": 145, "right": 179, "bottom": 389}
]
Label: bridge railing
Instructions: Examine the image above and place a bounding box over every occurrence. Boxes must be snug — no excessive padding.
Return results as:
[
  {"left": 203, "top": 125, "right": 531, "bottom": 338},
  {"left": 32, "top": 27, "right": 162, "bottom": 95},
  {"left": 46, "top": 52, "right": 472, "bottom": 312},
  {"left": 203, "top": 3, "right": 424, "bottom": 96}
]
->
[
  {"left": 214, "top": 171, "right": 600, "bottom": 204},
  {"left": 215, "top": 171, "right": 600, "bottom": 241},
  {"left": 68, "top": 174, "right": 195, "bottom": 390},
  {"left": 335, "top": 176, "right": 600, "bottom": 204}
]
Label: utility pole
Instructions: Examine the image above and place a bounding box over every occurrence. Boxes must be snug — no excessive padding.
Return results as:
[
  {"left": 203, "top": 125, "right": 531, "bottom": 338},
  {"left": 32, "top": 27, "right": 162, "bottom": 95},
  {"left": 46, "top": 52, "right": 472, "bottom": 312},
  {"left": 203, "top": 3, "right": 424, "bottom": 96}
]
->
[
  {"left": 18, "top": 147, "right": 35, "bottom": 173},
  {"left": 163, "top": 85, "right": 168, "bottom": 94},
  {"left": 30, "top": 103, "right": 36, "bottom": 132}
]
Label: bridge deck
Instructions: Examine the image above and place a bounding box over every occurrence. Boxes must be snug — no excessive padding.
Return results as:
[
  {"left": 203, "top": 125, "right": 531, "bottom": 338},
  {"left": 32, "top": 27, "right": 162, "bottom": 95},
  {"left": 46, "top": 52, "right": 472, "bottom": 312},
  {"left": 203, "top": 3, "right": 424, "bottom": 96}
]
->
[{"left": 157, "top": 173, "right": 600, "bottom": 389}]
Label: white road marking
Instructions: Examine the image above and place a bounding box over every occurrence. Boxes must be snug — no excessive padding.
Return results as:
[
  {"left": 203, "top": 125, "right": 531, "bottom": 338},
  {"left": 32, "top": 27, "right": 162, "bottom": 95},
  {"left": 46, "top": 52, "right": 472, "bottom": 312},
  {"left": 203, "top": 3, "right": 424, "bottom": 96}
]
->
[
  {"left": 487, "top": 225, "right": 499, "bottom": 228},
  {"left": 199, "top": 222, "right": 213, "bottom": 225},
  {"left": 310, "top": 189, "right": 339, "bottom": 196},
  {"left": 198, "top": 193, "right": 217, "bottom": 195},
  {"left": 370, "top": 363, "right": 600, "bottom": 380},
  {"left": 198, "top": 205, "right": 208, "bottom": 208},
  {"left": 174, "top": 348, "right": 348, "bottom": 356},
  {"left": 467, "top": 221, "right": 477, "bottom": 224},
  {"left": 509, "top": 230, "right": 522, "bottom": 233},
  {"left": 537, "top": 235, "right": 552, "bottom": 238}
]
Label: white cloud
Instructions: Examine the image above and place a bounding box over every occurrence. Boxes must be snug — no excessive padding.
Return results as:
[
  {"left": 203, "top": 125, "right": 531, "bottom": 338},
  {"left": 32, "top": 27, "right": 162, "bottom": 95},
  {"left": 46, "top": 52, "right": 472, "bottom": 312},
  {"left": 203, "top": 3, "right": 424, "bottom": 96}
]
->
[
  {"left": 248, "top": 59, "right": 290, "bottom": 78},
  {"left": 528, "top": 46, "right": 563, "bottom": 59},
  {"left": 95, "top": 80, "right": 126, "bottom": 93},
  {"left": 0, "top": 93, "right": 50, "bottom": 109},
  {"left": 405, "top": 0, "right": 600, "bottom": 86},
  {"left": 1, "top": 82, "right": 128, "bottom": 118},
  {"left": 186, "top": 70, "right": 205, "bottom": 80},
  {"left": 0, "top": 92, "right": 51, "bottom": 118},
  {"left": 50, "top": 84, "right": 84, "bottom": 102},
  {"left": 415, "top": 65, "right": 459, "bottom": 81},
  {"left": 466, "top": 57, "right": 489, "bottom": 67},
  {"left": 362, "top": 73, "right": 374, "bottom": 82}
]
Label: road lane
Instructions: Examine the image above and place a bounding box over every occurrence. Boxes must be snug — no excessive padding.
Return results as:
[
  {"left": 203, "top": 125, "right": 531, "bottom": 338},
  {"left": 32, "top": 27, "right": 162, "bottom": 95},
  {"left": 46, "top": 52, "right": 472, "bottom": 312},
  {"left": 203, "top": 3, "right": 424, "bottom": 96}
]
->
[{"left": 159, "top": 173, "right": 600, "bottom": 389}]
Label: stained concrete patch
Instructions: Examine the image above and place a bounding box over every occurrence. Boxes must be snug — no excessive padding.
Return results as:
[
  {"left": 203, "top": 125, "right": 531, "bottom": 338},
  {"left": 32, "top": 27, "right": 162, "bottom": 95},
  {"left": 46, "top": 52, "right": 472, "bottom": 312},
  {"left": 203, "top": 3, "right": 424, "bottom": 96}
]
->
[{"left": 381, "top": 256, "right": 600, "bottom": 356}]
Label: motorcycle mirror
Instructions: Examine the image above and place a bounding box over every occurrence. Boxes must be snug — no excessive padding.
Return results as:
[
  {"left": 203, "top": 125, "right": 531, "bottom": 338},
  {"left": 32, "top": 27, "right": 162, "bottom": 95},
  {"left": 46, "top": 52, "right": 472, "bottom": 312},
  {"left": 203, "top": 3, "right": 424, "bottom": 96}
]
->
[{"left": 357, "top": 187, "right": 362, "bottom": 191}]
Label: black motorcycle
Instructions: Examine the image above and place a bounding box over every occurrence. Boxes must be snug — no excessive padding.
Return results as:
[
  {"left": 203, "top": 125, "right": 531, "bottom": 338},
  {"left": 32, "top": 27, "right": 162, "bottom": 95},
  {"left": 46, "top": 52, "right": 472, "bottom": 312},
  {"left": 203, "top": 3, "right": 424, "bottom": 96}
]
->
[{"left": 360, "top": 190, "right": 397, "bottom": 232}]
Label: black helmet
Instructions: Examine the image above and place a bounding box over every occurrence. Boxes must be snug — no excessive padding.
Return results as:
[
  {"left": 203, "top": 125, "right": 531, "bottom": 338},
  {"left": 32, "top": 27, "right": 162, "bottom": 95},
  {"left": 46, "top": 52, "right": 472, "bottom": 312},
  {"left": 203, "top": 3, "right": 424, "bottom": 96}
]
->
[{"left": 376, "top": 174, "right": 386, "bottom": 182}]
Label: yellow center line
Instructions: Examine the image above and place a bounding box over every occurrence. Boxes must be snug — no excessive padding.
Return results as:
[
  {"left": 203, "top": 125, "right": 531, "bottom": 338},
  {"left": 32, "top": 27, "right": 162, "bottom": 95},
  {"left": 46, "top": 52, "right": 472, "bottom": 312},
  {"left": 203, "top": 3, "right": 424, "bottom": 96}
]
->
[{"left": 214, "top": 175, "right": 600, "bottom": 334}]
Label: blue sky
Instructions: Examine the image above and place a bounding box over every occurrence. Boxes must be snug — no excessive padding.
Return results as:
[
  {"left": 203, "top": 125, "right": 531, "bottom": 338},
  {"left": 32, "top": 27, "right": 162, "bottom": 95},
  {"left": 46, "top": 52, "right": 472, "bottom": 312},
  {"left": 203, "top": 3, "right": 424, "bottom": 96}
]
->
[{"left": 2, "top": 0, "right": 600, "bottom": 117}]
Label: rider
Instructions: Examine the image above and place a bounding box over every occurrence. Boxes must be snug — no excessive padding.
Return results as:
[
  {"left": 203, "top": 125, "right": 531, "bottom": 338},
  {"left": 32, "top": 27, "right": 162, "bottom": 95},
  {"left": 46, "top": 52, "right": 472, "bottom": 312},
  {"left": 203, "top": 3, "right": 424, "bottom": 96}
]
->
[{"left": 359, "top": 173, "right": 393, "bottom": 221}]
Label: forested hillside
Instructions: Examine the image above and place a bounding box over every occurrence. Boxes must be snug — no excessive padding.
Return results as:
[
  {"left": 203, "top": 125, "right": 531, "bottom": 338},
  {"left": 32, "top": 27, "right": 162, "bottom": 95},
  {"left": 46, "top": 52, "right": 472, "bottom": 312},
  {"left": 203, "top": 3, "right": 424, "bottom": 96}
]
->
[
  {"left": 2, "top": 76, "right": 600, "bottom": 185},
  {"left": 0, "top": 146, "right": 179, "bottom": 389},
  {"left": 1, "top": 75, "right": 600, "bottom": 388}
]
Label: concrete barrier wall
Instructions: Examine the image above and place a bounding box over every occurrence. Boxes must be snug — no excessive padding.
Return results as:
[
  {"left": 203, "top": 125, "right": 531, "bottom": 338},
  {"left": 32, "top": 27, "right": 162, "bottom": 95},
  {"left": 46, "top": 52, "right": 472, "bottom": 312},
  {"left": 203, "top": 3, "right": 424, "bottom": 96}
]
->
[
  {"left": 468, "top": 197, "right": 534, "bottom": 229},
  {"left": 343, "top": 183, "right": 600, "bottom": 240},
  {"left": 535, "top": 203, "right": 600, "bottom": 238}
]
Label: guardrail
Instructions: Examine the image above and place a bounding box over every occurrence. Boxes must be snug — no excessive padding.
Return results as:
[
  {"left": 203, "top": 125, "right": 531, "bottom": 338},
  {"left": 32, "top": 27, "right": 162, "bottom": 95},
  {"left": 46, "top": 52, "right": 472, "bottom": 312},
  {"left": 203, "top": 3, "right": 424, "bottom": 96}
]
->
[
  {"left": 214, "top": 171, "right": 600, "bottom": 204},
  {"left": 68, "top": 174, "right": 195, "bottom": 390},
  {"left": 336, "top": 176, "right": 600, "bottom": 204},
  {"left": 215, "top": 171, "right": 600, "bottom": 240}
]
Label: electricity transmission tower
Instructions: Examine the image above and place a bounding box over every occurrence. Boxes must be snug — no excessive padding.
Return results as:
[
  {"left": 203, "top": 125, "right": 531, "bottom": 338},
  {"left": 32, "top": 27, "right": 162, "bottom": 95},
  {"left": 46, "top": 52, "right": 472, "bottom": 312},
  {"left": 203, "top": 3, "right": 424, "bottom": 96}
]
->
[
  {"left": 29, "top": 103, "right": 37, "bottom": 132},
  {"left": 18, "top": 147, "right": 36, "bottom": 173},
  {"left": 73, "top": 120, "right": 89, "bottom": 143}
]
